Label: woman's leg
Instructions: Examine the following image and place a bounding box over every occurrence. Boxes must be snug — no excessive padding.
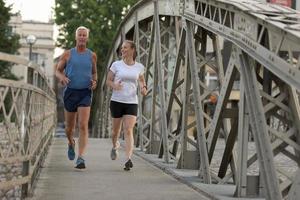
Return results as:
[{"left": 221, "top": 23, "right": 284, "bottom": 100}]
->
[
  {"left": 122, "top": 115, "right": 137, "bottom": 160},
  {"left": 110, "top": 117, "right": 122, "bottom": 160},
  {"left": 111, "top": 117, "right": 122, "bottom": 148},
  {"left": 77, "top": 106, "right": 90, "bottom": 157}
]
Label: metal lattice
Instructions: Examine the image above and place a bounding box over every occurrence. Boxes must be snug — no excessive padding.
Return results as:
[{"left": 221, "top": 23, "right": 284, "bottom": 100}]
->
[
  {"left": 0, "top": 52, "right": 56, "bottom": 198},
  {"left": 94, "top": 0, "right": 300, "bottom": 199}
]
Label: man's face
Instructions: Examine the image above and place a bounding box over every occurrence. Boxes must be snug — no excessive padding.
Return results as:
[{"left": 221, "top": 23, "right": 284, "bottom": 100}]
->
[{"left": 76, "top": 29, "right": 88, "bottom": 46}]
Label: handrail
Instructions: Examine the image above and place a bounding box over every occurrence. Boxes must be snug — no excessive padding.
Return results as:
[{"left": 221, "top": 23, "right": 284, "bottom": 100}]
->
[{"left": 0, "top": 52, "right": 56, "bottom": 199}]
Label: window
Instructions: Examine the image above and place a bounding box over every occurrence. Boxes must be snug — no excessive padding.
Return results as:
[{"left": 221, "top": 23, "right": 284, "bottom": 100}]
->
[{"left": 31, "top": 53, "right": 38, "bottom": 63}]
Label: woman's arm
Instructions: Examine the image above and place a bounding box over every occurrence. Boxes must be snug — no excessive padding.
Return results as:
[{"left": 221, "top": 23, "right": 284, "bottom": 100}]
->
[
  {"left": 139, "top": 74, "right": 147, "bottom": 96},
  {"left": 106, "top": 70, "right": 122, "bottom": 90}
]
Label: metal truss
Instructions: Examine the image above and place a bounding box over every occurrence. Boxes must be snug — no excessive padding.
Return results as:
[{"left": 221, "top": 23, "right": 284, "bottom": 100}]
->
[{"left": 95, "top": 0, "right": 300, "bottom": 199}]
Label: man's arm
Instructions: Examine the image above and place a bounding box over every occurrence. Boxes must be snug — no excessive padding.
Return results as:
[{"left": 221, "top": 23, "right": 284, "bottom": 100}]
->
[
  {"left": 91, "top": 52, "right": 98, "bottom": 90},
  {"left": 55, "top": 50, "right": 70, "bottom": 86}
]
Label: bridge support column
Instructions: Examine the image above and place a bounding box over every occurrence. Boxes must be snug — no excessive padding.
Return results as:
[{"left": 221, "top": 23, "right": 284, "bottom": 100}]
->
[{"left": 238, "top": 49, "right": 282, "bottom": 200}]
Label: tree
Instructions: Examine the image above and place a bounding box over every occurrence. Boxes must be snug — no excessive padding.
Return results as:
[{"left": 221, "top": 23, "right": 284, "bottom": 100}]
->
[
  {"left": 54, "top": 0, "right": 137, "bottom": 67},
  {"left": 54, "top": 0, "right": 138, "bottom": 132},
  {"left": 0, "top": 0, "right": 20, "bottom": 80}
]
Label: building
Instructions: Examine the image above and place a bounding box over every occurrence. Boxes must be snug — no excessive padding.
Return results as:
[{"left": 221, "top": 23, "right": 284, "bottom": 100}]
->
[
  {"left": 9, "top": 13, "right": 56, "bottom": 88},
  {"left": 268, "top": 0, "right": 300, "bottom": 10}
]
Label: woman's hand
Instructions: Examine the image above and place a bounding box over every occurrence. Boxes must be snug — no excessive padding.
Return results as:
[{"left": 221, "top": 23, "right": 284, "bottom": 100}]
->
[
  {"left": 113, "top": 80, "right": 123, "bottom": 90},
  {"left": 141, "top": 85, "right": 147, "bottom": 96},
  {"left": 138, "top": 74, "right": 147, "bottom": 96}
]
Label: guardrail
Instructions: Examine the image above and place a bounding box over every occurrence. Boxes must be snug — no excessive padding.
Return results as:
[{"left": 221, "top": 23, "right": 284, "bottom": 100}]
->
[
  {"left": 0, "top": 52, "right": 56, "bottom": 199},
  {"left": 94, "top": 0, "right": 300, "bottom": 199}
]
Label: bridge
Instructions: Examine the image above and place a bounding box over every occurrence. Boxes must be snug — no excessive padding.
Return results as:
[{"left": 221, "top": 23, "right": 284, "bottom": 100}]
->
[{"left": 1, "top": 0, "right": 300, "bottom": 199}]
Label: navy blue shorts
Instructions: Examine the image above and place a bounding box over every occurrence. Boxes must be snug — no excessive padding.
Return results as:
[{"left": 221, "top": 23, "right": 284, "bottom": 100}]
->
[
  {"left": 63, "top": 87, "right": 92, "bottom": 112},
  {"left": 110, "top": 101, "right": 138, "bottom": 118}
]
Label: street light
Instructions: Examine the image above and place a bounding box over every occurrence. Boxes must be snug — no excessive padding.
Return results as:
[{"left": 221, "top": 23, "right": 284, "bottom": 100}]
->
[
  {"left": 26, "top": 34, "right": 37, "bottom": 61},
  {"left": 25, "top": 35, "right": 37, "bottom": 85},
  {"left": 23, "top": 35, "right": 37, "bottom": 197}
]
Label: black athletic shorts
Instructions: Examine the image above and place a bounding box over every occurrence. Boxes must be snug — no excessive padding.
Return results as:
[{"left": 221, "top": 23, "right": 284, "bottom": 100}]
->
[
  {"left": 110, "top": 100, "right": 138, "bottom": 118},
  {"left": 63, "top": 87, "right": 92, "bottom": 112}
]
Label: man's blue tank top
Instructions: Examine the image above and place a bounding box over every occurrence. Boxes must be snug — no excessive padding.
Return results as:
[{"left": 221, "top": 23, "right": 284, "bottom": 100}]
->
[{"left": 65, "top": 48, "right": 92, "bottom": 89}]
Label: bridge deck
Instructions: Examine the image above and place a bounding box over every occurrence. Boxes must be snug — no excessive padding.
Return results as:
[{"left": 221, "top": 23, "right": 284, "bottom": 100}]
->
[{"left": 28, "top": 137, "right": 211, "bottom": 200}]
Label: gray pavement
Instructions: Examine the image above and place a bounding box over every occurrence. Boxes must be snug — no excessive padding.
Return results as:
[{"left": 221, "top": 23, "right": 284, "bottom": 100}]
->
[
  {"left": 134, "top": 152, "right": 264, "bottom": 200},
  {"left": 28, "top": 137, "right": 211, "bottom": 200}
]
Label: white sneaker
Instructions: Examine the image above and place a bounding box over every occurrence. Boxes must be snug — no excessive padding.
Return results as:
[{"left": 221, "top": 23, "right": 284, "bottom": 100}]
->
[
  {"left": 110, "top": 141, "right": 120, "bottom": 160},
  {"left": 115, "top": 140, "right": 120, "bottom": 149},
  {"left": 110, "top": 148, "right": 118, "bottom": 160}
]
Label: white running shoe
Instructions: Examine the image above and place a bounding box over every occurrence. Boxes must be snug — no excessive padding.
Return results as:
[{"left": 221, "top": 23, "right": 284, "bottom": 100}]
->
[{"left": 110, "top": 141, "right": 120, "bottom": 160}]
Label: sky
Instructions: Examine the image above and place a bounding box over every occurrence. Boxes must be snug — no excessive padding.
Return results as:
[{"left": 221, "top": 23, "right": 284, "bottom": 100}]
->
[
  {"left": 4, "top": 0, "right": 55, "bottom": 22},
  {"left": 4, "top": 0, "right": 63, "bottom": 57}
]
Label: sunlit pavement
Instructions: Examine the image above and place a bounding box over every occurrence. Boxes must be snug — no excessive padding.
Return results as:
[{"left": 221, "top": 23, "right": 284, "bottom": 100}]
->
[{"left": 28, "top": 137, "right": 211, "bottom": 200}]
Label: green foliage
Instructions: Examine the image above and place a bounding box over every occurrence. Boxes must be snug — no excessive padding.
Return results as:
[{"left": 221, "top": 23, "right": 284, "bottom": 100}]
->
[
  {"left": 54, "top": 0, "right": 138, "bottom": 74},
  {"left": 54, "top": 0, "right": 138, "bottom": 128},
  {"left": 0, "top": 0, "right": 21, "bottom": 80}
]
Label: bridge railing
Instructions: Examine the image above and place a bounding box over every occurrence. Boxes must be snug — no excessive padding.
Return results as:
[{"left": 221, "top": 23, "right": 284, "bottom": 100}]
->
[
  {"left": 0, "top": 52, "right": 56, "bottom": 199},
  {"left": 94, "top": 0, "right": 300, "bottom": 199}
]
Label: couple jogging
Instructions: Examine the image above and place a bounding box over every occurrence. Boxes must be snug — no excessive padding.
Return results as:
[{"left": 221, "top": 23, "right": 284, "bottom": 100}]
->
[{"left": 55, "top": 26, "right": 147, "bottom": 170}]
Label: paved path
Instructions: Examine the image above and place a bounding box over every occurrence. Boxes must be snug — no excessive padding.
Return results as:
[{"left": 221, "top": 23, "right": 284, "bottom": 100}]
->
[{"left": 29, "top": 137, "right": 211, "bottom": 200}]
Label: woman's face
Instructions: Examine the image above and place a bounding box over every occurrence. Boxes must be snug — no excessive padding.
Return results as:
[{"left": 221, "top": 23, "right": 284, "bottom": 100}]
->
[{"left": 121, "top": 42, "right": 134, "bottom": 59}]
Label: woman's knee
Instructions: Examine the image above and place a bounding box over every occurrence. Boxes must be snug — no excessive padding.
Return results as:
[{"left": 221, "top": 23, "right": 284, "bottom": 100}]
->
[
  {"left": 112, "top": 128, "right": 120, "bottom": 136},
  {"left": 123, "top": 127, "right": 133, "bottom": 135},
  {"left": 112, "top": 124, "right": 121, "bottom": 134}
]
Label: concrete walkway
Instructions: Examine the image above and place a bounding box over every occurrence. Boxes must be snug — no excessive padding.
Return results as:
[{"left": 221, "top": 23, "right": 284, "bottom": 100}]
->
[{"left": 29, "top": 137, "right": 211, "bottom": 200}]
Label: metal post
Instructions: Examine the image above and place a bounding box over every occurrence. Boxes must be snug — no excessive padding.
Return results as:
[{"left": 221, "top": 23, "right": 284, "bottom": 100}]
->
[
  {"left": 185, "top": 20, "right": 211, "bottom": 183},
  {"left": 238, "top": 49, "right": 282, "bottom": 200},
  {"left": 29, "top": 44, "right": 32, "bottom": 61},
  {"left": 22, "top": 41, "right": 32, "bottom": 195},
  {"left": 153, "top": 0, "right": 170, "bottom": 163}
]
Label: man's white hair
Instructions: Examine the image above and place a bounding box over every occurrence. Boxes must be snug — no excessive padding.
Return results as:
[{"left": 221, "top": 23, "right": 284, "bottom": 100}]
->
[{"left": 75, "top": 26, "right": 89, "bottom": 37}]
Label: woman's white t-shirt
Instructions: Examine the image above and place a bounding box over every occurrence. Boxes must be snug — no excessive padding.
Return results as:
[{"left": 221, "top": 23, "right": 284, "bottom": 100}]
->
[{"left": 110, "top": 60, "right": 144, "bottom": 104}]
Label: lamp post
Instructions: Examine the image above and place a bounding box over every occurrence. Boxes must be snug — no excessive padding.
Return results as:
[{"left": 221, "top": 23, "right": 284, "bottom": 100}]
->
[
  {"left": 25, "top": 34, "right": 37, "bottom": 84},
  {"left": 26, "top": 34, "right": 37, "bottom": 61},
  {"left": 22, "top": 35, "right": 37, "bottom": 197}
]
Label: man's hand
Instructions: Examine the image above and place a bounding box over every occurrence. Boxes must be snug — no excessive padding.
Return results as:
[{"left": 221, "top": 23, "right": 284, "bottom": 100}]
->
[
  {"left": 60, "top": 75, "right": 70, "bottom": 86},
  {"left": 91, "top": 79, "right": 97, "bottom": 90}
]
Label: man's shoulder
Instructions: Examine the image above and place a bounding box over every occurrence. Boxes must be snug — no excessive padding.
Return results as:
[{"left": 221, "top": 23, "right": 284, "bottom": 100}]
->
[
  {"left": 90, "top": 50, "right": 97, "bottom": 58},
  {"left": 60, "top": 49, "right": 72, "bottom": 60},
  {"left": 87, "top": 48, "right": 94, "bottom": 53}
]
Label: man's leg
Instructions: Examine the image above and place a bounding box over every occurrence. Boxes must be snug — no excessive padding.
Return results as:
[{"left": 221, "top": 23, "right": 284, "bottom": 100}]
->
[
  {"left": 65, "top": 110, "right": 77, "bottom": 144},
  {"left": 64, "top": 110, "right": 77, "bottom": 160},
  {"left": 77, "top": 106, "right": 90, "bottom": 157}
]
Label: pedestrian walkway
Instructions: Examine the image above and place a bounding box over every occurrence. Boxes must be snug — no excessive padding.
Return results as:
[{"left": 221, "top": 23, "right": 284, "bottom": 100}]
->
[{"left": 28, "top": 137, "right": 211, "bottom": 200}]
